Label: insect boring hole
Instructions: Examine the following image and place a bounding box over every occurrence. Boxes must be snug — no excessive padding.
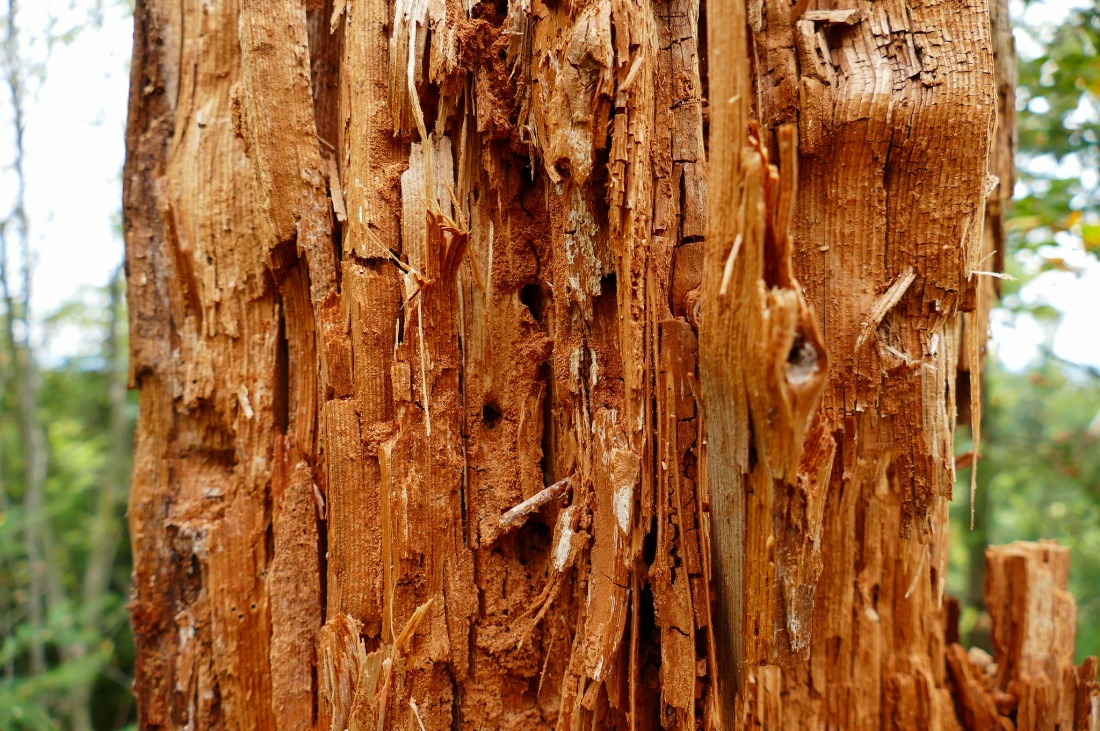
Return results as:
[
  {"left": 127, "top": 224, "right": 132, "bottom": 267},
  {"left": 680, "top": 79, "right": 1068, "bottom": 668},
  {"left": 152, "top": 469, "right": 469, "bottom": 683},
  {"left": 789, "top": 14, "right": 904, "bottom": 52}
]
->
[
  {"left": 520, "top": 282, "right": 547, "bottom": 326},
  {"left": 482, "top": 402, "right": 503, "bottom": 429}
]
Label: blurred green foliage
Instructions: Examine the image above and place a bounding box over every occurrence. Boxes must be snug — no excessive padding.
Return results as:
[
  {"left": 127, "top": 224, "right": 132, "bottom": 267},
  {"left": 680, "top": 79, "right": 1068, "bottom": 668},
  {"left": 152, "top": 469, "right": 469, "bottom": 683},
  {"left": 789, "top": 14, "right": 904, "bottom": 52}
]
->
[
  {"left": 0, "top": 281, "right": 137, "bottom": 730},
  {"left": 1, "top": 0, "right": 137, "bottom": 726},
  {"left": 952, "top": 358, "right": 1100, "bottom": 659},
  {"left": 1008, "top": 0, "right": 1099, "bottom": 275}
]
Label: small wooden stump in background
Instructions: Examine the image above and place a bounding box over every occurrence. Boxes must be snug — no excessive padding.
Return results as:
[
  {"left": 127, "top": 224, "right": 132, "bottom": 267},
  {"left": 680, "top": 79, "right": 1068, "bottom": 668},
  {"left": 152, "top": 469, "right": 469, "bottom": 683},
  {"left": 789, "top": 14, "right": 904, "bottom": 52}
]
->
[{"left": 947, "top": 541, "right": 1099, "bottom": 730}]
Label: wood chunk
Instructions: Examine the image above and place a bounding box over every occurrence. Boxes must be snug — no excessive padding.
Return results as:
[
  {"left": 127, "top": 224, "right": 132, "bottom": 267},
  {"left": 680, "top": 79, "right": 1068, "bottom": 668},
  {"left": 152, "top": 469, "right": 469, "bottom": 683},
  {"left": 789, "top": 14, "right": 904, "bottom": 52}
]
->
[
  {"left": 985, "top": 541, "right": 1099, "bottom": 730},
  {"left": 945, "top": 643, "right": 1012, "bottom": 730},
  {"left": 324, "top": 398, "right": 382, "bottom": 632},
  {"left": 269, "top": 451, "right": 322, "bottom": 730}
]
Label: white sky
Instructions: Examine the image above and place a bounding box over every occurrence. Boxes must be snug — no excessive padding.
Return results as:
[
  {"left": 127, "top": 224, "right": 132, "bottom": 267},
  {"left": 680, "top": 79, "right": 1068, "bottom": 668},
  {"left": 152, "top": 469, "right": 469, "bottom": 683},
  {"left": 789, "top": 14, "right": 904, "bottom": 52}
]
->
[
  {"left": 9, "top": 1, "right": 131, "bottom": 358},
  {"left": 26, "top": 6, "right": 131, "bottom": 305},
  {"left": 8, "top": 0, "right": 1100, "bottom": 371}
]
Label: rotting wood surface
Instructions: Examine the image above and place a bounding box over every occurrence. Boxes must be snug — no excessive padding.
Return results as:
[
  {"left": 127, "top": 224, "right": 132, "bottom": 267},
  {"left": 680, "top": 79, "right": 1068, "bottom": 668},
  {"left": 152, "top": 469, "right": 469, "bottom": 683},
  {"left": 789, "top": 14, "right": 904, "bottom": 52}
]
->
[{"left": 122, "top": 0, "right": 1097, "bottom": 729}]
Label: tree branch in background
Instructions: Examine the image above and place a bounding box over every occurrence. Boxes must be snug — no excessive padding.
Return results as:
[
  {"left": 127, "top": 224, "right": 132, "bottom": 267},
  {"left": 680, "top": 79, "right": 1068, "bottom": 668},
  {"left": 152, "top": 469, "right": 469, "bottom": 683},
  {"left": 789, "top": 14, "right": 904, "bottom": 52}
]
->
[{"left": 1, "top": 0, "right": 56, "bottom": 685}]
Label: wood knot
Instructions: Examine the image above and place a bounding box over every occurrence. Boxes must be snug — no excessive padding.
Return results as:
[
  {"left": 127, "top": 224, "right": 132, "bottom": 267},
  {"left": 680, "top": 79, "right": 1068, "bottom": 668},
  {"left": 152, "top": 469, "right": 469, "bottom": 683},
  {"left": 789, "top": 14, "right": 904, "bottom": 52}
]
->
[{"left": 786, "top": 334, "right": 821, "bottom": 386}]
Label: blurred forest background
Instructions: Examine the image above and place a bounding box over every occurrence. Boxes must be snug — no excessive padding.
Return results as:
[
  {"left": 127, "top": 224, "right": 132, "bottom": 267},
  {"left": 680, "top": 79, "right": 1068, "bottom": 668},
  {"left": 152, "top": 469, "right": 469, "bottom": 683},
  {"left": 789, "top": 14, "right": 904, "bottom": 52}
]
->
[{"left": 0, "top": 0, "right": 1095, "bottom": 728}]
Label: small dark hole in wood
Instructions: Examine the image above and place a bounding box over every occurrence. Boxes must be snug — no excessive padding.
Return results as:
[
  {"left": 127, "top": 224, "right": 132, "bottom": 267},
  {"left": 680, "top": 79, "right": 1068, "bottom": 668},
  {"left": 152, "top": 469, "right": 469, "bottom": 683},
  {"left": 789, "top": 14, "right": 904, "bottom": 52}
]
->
[
  {"left": 483, "top": 403, "right": 503, "bottom": 429},
  {"left": 538, "top": 361, "right": 554, "bottom": 485},
  {"left": 520, "top": 282, "right": 545, "bottom": 324},
  {"left": 599, "top": 272, "right": 617, "bottom": 296},
  {"left": 642, "top": 516, "right": 658, "bottom": 565},
  {"left": 788, "top": 334, "right": 808, "bottom": 364}
]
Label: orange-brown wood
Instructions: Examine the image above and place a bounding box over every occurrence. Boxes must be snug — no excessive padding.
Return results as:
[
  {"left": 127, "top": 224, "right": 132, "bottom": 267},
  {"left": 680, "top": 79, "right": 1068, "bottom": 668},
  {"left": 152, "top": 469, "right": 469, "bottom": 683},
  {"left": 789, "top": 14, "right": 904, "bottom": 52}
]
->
[{"left": 123, "top": 0, "right": 1096, "bottom": 728}]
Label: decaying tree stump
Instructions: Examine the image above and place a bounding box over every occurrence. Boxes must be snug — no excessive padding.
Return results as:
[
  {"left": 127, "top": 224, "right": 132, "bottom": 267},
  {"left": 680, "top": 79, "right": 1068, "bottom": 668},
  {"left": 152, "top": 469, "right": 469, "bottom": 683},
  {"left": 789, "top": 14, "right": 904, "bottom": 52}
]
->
[
  {"left": 122, "top": 0, "right": 1097, "bottom": 727},
  {"left": 944, "top": 542, "right": 1099, "bottom": 731}
]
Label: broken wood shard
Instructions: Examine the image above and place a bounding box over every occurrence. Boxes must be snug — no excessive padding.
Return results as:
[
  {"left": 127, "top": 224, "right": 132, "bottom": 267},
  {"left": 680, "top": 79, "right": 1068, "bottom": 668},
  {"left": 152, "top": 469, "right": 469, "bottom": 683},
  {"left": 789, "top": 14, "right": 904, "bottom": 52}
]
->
[
  {"left": 498, "top": 476, "right": 572, "bottom": 532},
  {"left": 984, "top": 542, "right": 1099, "bottom": 729},
  {"left": 855, "top": 266, "right": 917, "bottom": 349},
  {"left": 802, "top": 9, "right": 861, "bottom": 25}
]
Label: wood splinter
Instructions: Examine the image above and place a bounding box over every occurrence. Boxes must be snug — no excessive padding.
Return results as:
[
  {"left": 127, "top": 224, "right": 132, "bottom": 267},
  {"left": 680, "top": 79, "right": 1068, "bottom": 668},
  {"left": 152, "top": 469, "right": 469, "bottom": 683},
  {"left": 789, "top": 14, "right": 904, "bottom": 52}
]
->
[
  {"left": 498, "top": 476, "right": 573, "bottom": 532},
  {"left": 802, "top": 8, "right": 861, "bottom": 24},
  {"left": 855, "top": 266, "right": 917, "bottom": 349}
]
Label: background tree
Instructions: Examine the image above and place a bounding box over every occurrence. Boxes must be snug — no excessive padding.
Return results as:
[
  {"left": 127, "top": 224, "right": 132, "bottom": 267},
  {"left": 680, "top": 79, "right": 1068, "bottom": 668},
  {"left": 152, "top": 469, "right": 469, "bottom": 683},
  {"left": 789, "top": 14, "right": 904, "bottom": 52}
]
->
[{"left": 0, "top": 1, "right": 136, "bottom": 728}]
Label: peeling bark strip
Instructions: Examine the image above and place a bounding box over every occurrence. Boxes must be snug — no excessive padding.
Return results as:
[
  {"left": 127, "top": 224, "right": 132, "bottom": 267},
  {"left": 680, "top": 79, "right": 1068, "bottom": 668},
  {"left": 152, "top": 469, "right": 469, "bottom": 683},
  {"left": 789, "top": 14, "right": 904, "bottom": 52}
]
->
[{"left": 124, "top": 0, "right": 1096, "bottom": 730}]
